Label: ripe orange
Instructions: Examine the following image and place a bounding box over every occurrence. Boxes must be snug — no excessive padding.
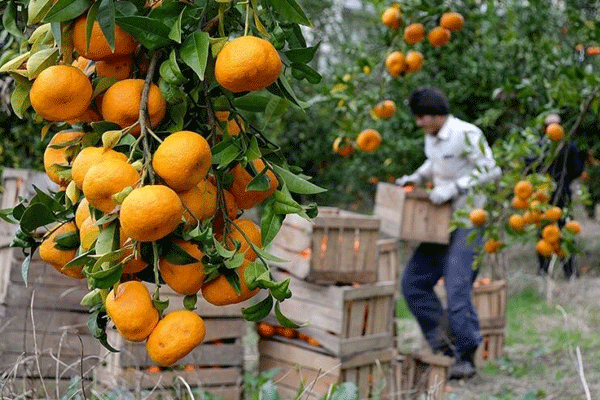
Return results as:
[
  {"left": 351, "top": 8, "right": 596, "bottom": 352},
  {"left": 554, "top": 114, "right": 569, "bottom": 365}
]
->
[
  {"left": 511, "top": 196, "right": 529, "bottom": 210},
  {"left": 225, "top": 219, "right": 261, "bottom": 261},
  {"left": 532, "top": 189, "right": 551, "bottom": 204},
  {"left": 72, "top": 15, "right": 137, "bottom": 61},
  {"left": 152, "top": 131, "right": 212, "bottom": 192},
  {"left": 276, "top": 326, "right": 297, "bottom": 339},
  {"left": 440, "top": 12, "right": 464, "bottom": 31},
  {"left": 428, "top": 27, "right": 451, "bottom": 46},
  {"left": 101, "top": 79, "right": 167, "bottom": 136},
  {"left": 586, "top": 46, "right": 600, "bottom": 56},
  {"left": 372, "top": 100, "right": 396, "bottom": 119},
  {"left": 120, "top": 185, "right": 183, "bottom": 242},
  {"left": 159, "top": 239, "right": 206, "bottom": 295},
  {"left": 215, "top": 36, "right": 281, "bottom": 93},
  {"left": 385, "top": 51, "right": 406, "bottom": 77},
  {"left": 30, "top": 65, "right": 93, "bottom": 121},
  {"left": 43, "top": 130, "right": 85, "bottom": 185},
  {"left": 79, "top": 216, "right": 100, "bottom": 251},
  {"left": 404, "top": 23, "right": 424, "bottom": 44},
  {"left": 82, "top": 158, "right": 140, "bottom": 213},
  {"left": 405, "top": 51, "right": 424, "bottom": 73},
  {"left": 71, "top": 147, "right": 128, "bottom": 189},
  {"left": 542, "top": 206, "right": 562, "bottom": 222},
  {"left": 469, "top": 209, "right": 487, "bottom": 226},
  {"left": 356, "top": 129, "right": 382, "bottom": 153},
  {"left": 67, "top": 106, "right": 102, "bottom": 125},
  {"left": 146, "top": 310, "right": 206, "bottom": 366},
  {"left": 39, "top": 222, "right": 83, "bottom": 279},
  {"left": 215, "top": 111, "right": 245, "bottom": 136},
  {"left": 105, "top": 281, "right": 159, "bottom": 342},
  {"left": 381, "top": 7, "right": 402, "bottom": 29},
  {"left": 257, "top": 322, "right": 276, "bottom": 338},
  {"left": 580, "top": 171, "right": 589, "bottom": 181},
  {"left": 483, "top": 238, "right": 501, "bottom": 253},
  {"left": 75, "top": 198, "right": 91, "bottom": 229},
  {"left": 201, "top": 259, "right": 260, "bottom": 306},
  {"left": 514, "top": 180, "right": 533, "bottom": 200},
  {"left": 508, "top": 214, "right": 525, "bottom": 231},
  {"left": 178, "top": 180, "right": 218, "bottom": 226},
  {"left": 95, "top": 56, "right": 133, "bottom": 80},
  {"left": 542, "top": 224, "right": 561, "bottom": 244},
  {"left": 228, "top": 159, "right": 278, "bottom": 210},
  {"left": 564, "top": 220, "right": 581, "bottom": 235},
  {"left": 332, "top": 137, "right": 354, "bottom": 156},
  {"left": 536, "top": 239, "right": 554, "bottom": 257},
  {"left": 545, "top": 123, "right": 564, "bottom": 141}
]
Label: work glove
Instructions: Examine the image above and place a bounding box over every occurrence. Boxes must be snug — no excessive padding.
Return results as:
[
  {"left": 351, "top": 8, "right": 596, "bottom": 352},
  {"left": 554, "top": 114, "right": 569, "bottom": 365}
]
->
[
  {"left": 429, "top": 182, "right": 459, "bottom": 205},
  {"left": 395, "top": 175, "right": 417, "bottom": 187}
]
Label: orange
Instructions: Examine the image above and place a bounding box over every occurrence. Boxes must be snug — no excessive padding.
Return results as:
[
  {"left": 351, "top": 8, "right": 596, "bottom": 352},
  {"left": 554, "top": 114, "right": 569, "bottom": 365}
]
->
[
  {"left": 67, "top": 107, "right": 102, "bottom": 125},
  {"left": 381, "top": 7, "right": 402, "bottom": 29},
  {"left": 511, "top": 196, "right": 529, "bottom": 210},
  {"left": 82, "top": 158, "right": 140, "bottom": 213},
  {"left": 30, "top": 65, "right": 93, "bottom": 121},
  {"left": 72, "top": 15, "right": 137, "bottom": 61},
  {"left": 75, "top": 198, "right": 91, "bottom": 229},
  {"left": 101, "top": 79, "right": 167, "bottom": 136},
  {"left": 152, "top": 131, "right": 212, "bottom": 192},
  {"left": 95, "top": 56, "right": 134, "bottom": 80},
  {"left": 79, "top": 216, "right": 100, "bottom": 251},
  {"left": 440, "top": 12, "right": 464, "bottom": 31},
  {"left": 385, "top": 51, "right": 406, "bottom": 77},
  {"left": 39, "top": 222, "right": 83, "bottom": 279},
  {"left": 404, "top": 23, "right": 424, "bottom": 44},
  {"left": 71, "top": 146, "right": 128, "bottom": 189},
  {"left": 225, "top": 219, "right": 261, "bottom": 261},
  {"left": 159, "top": 239, "right": 206, "bottom": 295},
  {"left": 536, "top": 239, "right": 554, "bottom": 257},
  {"left": 105, "top": 281, "right": 158, "bottom": 342},
  {"left": 356, "top": 129, "right": 382, "bottom": 153},
  {"left": 469, "top": 209, "right": 487, "bottom": 226},
  {"left": 405, "top": 51, "right": 424, "bottom": 73},
  {"left": 332, "top": 137, "right": 354, "bottom": 156},
  {"left": 201, "top": 259, "right": 260, "bottom": 306},
  {"left": 428, "top": 27, "right": 451, "bottom": 46},
  {"left": 545, "top": 123, "right": 564, "bottom": 141},
  {"left": 178, "top": 180, "right": 218, "bottom": 226},
  {"left": 514, "top": 180, "right": 533, "bottom": 200},
  {"left": 483, "top": 238, "right": 501, "bottom": 253},
  {"left": 586, "top": 46, "right": 600, "bottom": 56},
  {"left": 120, "top": 185, "right": 183, "bottom": 242},
  {"left": 228, "top": 159, "right": 279, "bottom": 210},
  {"left": 276, "top": 326, "right": 297, "bottom": 339},
  {"left": 372, "top": 100, "right": 396, "bottom": 119},
  {"left": 71, "top": 56, "right": 95, "bottom": 75},
  {"left": 533, "top": 189, "right": 551, "bottom": 204},
  {"left": 118, "top": 231, "right": 148, "bottom": 274},
  {"left": 146, "top": 310, "right": 206, "bottom": 366},
  {"left": 43, "top": 130, "right": 85, "bottom": 185},
  {"left": 257, "top": 322, "right": 276, "bottom": 338},
  {"left": 580, "top": 171, "right": 589, "bottom": 181},
  {"left": 542, "top": 224, "right": 561, "bottom": 244},
  {"left": 564, "top": 220, "right": 581, "bottom": 235},
  {"left": 542, "top": 206, "right": 562, "bottom": 222},
  {"left": 215, "top": 111, "right": 245, "bottom": 136},
  {"left": 215, "top": 36, "right": 282, "bottom": 93},
  {"left": 508, "top": 214, "right": 525, "bottom": 231}
]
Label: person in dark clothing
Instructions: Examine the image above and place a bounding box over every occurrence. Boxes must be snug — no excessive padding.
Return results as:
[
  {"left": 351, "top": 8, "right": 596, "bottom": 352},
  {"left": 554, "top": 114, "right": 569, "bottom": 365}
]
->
[{"left": 538, "top": 114, "right": 584, "bottom": 278}]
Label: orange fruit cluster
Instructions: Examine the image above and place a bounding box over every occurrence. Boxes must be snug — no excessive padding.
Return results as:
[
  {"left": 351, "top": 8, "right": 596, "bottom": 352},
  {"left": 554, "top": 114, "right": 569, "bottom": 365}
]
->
[{"left": 256, "top": 322, "right": 321, "bottom": 347}]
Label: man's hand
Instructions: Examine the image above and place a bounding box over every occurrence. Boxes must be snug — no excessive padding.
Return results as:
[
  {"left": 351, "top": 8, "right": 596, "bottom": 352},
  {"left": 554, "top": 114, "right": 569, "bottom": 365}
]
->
[
  {"left": 429, "top": 182, "right": 459, "bottom": 205},
  {"left": 396, "top": 175, "right": 415, "bottom": 187}
]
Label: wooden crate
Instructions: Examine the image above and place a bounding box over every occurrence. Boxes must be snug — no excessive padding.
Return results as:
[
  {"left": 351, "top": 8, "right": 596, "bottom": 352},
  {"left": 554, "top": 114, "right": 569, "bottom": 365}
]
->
[
  {"left": 259, "top": 339, "right": 396, "bottom": 400},
  {"left": 268, "top": 207, "right": 381, "bottom": 284},
  {"left": 393, "top": 352, "right": 451, "bottom": 400},
  {"left": 270, "top": 270, "right": 395, "bottom": 358},
  {"left": 377, "top": 237, "right": 399, "bottom": 282},
  {"left": 476, "top": 327, "right": 504, "bottom": 364},
  {"left": 374, "top": 183, "right": 452, "bottom": 244}
]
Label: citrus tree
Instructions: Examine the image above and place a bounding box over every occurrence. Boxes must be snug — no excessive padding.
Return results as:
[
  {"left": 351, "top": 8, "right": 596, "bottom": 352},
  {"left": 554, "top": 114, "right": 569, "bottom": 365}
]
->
[{"left": 0, "top": 0, "right": 326, "bottom": 366}]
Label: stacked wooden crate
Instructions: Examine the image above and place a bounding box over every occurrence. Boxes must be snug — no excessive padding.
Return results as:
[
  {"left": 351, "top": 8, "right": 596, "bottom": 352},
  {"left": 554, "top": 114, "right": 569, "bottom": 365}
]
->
[
  {"left": 264, "top": 207, "right": 399, "bottom": 400},
  {"left": 0, "top": 169, "right": 99, "bottom": 397}
]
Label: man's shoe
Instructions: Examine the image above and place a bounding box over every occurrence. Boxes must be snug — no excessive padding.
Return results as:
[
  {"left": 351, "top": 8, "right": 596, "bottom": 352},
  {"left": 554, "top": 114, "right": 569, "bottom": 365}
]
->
[{"left": 449, "top": 360, "right": 476, "bottom": 380}]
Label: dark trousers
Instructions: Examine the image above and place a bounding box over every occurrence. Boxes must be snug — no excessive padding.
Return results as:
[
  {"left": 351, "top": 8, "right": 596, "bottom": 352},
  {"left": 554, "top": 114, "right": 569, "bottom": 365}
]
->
[{"left": 401, "top": 228, "right": 482, "bottom": 359}]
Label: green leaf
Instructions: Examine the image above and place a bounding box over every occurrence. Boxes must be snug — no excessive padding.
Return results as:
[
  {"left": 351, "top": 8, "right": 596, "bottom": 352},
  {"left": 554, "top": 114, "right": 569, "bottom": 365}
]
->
[
  {"left": 274, "top": 301, "right": 302, "bottom": 328},
  {"left": 263, "top": 96, "right": 289, "bottom": 126},
  {"left": 86, "top": 263, "right": 122, "bottom": 289},
  {"left": 244, "top": 261, "right": 268, "bottom": 290},
  {"left": 44, "top": 0, "right": 92, "bottom": 22},
  {"left": 260, "top": 200, "right": 284, "bottom": 246},
  {"left": 97, "top": 0, "right": 116, "bottom": 52},
  {"left": 254, "top": 246, "right": 287, "bottom": 263},
  {"left": 115, "top": 16, "right": 171, "bottom": 50},
  {"left": 246, "top": 136, "right": 261, "bottom": 161},
  {"left": 183, "top": 294, "right": 197, "bottom": 310},
  {"left": 168, "top": 8, "right": 184, "bottom": 43},
  {"left": 10, "top": 79, "right": 32, "bottom": 119},
  {"left": 0, "top": 51, "right": 30, "bottom": 73},
  {"left": 232, "top": 93, "right": 271, "bottom": 112},
  {"left": 3, "top": 1, "right": 24, "bottom": 38},
  {"left": 213, "top": 237, "right": 236, "bottom": 258},
  {"left": 241, "top": 294, "right": 273, "bottom": 321},
  {"left": 95, "top": 223, "right": 118, "bottom": 256},
  {"left": 26, "top": 48, "right": 60, "bottom": 79},
  {"left": 0, "top": 208, "right": 16, "bottom": 223},
  {"left": 246, "top": 170, "right": 270, "bottom": 191},
  {"left": 290, "top": 62, "right": 321, "bottom": 84},
  {"left": 224, "top": 253, "right": 246, "bottom": 269},
  {"left": 153, "top": 297, "right": 170, "bottom": 317},
  {"left": 161, "top": 240, "right": 198, "bottom": 265},
  {"left": 265, "top": 0, "right": 312, "bottom": 27},
  {"left": 159, "top": 50, "right": 187, "bottom": 85},
  {"left": 213, "top": 142, "right": 242, "bottom": 169},
  {"left": 21, "top": 253, "right": 32, "bottom": 285},
  {"left": 269, "top": 278, "right": 291, "bottom": 302},
  {"left": 283, "top": 42, "right": 320, "bottom": 64},
  {"left": 19, "top": 203, "right": 55, "bottom": 232},
  {"left": 180, "top": 31, "right": 210, "bottom": 81},
  {"left": 271, "top": 164, "right": 326, "bottom": 194},
  {"left": 54, "top": 230, "right": 79, "bottom": 249},
  {"left": 28, "top": 0, "right": 55, "bottom": 25}
]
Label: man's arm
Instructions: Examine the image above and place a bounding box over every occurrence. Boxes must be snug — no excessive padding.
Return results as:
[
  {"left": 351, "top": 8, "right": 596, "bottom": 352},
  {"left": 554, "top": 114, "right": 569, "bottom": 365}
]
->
[
  {"left": 397, "top": 159, "right": 433, "bottom": 186},
  {"left": 455, "top": 130, "right": 501, "bottom": 192}
]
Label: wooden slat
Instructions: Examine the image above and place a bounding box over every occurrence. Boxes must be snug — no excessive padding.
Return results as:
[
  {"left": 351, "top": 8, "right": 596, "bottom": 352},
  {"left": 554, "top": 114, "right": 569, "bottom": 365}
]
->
[{"left": 0, "top": 331, "right": 98, "bottom": 359}]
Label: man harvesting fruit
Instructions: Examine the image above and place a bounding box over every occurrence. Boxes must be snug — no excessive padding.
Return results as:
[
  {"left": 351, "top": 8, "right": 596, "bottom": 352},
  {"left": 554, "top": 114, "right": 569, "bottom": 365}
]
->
[{"left": 396, "top": 86, "right": 501, "bottom": 379}]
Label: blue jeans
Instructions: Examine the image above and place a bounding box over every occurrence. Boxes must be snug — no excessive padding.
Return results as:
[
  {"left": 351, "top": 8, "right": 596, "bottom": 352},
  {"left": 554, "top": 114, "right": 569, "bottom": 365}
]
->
[{"left": 401, "top": 228, "right": 482, "bottom": 359}]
